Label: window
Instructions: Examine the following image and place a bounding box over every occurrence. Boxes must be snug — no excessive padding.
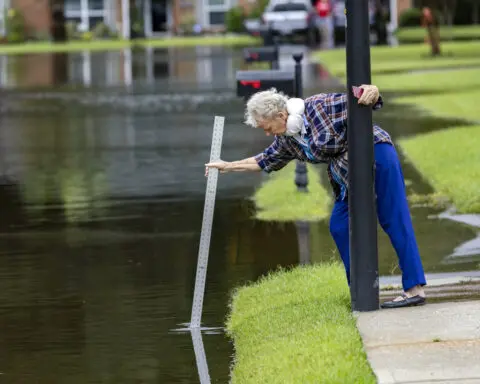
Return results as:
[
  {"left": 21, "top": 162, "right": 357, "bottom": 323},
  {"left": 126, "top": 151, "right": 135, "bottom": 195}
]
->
[
  {"left": 65, "top": 0, "right": 108, "bottom": 31},
  {"left": 204, "top": 0, "right": 230, "bottom": 27},
  {"left": 209, "top": 11, "right": 225, "bottom": 25}
]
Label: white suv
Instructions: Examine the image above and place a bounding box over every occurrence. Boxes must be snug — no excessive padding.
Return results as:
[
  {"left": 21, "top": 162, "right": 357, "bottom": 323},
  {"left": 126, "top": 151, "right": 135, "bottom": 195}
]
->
[{"left": 261, "top": 0, "right": 321, "bottom": 45}]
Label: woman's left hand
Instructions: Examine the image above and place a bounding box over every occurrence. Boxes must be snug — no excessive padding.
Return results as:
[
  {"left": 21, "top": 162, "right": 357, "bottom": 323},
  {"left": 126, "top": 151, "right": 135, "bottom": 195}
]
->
[{"left": 358, "top": 85, "right": 379, "bottom": 106}]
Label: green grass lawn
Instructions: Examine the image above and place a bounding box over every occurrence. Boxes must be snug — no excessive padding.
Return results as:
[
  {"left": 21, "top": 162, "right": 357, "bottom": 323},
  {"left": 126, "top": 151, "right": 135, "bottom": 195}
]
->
[
  {"left": 396, "top": 25, "right": 480, "bottom": 43},
  {"left": 373, "top": 68, "right": 480, "bottom": 93},
  {"left": 226, "top": 263, "right": 376, "bottom": 384},
  {"left": 393, "top": 89, "right": 480, "bottom": 122},
  {"left": 0, "top": 35, "right": 261, "bottom": 55},
  {"left": 399, "top": 125, "right": 480, "bottom": 213},
  {"left": 253, "top": 162, "right": 331, "bottom": 222},
  {"left": 313, "top": 41, "right": 480, "bottom": 78}
]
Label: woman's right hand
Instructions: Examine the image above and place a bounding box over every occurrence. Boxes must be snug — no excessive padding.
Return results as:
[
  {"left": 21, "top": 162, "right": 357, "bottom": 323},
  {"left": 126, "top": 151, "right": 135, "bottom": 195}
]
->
[{"left": 205, "top": 160, "right": 230, "bottom": 176}]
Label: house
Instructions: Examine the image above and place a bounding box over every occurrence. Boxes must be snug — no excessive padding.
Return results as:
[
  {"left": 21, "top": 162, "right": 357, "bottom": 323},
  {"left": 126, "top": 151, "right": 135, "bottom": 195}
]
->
[
  {"left": 0, "top": 0, "right": 256, "bottom": 39},
  {"left": 139, "top": 0, "right": 255, "bottom": 36},
  {"left": 0, "top": 0, "right": 413, "bottom": 39}
]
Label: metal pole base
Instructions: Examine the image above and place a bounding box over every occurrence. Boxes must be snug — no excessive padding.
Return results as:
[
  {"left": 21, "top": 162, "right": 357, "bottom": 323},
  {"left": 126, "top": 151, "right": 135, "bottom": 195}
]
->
[{"left": 295, "top": 161, "right": 308, "bottom": 192}]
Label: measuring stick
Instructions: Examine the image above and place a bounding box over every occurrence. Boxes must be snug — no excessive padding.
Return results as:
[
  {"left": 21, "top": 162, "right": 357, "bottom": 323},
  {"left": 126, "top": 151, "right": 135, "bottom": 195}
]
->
[{"left": 190, "top": 116, "right": 225, "bottom": 329}]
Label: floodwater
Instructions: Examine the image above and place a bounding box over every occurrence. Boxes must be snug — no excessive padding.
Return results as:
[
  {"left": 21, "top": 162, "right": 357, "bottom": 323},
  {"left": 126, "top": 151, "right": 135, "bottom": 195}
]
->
[{"left": 0, "top": 45, "right": 478, "bottom": 383}]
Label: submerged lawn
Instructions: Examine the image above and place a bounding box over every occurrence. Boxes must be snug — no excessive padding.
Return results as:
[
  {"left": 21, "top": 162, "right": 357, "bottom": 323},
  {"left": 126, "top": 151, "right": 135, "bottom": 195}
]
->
[
  {"left": 253, "top": 162, "right": 331, "bottom": 222},
  {"left": 399, "top": 125, "right": 480, "bottom": 214},
  {"left": 313, "top": 41, "right": 480, "bottom": 78},
  {"left": 226, "top": 263, "right": 376, "bottom": 384}
]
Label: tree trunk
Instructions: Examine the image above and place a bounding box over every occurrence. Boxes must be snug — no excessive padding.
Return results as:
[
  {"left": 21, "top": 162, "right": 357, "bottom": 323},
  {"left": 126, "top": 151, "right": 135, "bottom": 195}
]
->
[
  {"left": 422, "top": 5, "right": 442, "bottom": 56},
  {"left": 473, "top": 1, "right": 479, "bottom": 24},
  {"left": 427, "top": 24, "right": 441, "bottom": 55},
  {"left": 50, "top": 0, "right": 67, "bottom": 42},
  {"left": 442, "top": 0, "right": 457, "bottom": 27},
  {"left": 53, "top": 53, "right": 68, "bottom": 84}
]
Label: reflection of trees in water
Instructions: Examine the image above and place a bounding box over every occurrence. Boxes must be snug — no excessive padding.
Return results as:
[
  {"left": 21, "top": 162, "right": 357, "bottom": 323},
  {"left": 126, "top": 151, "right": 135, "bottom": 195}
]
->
[
  {"left": 13, "top": 112, "right": 110, "bottom": 224},
  {"left": 53, "top": 53, "right": 69, "bottom": 85},
  {"left": 0, "top": 175, "right": 27, "bottom": 231}
]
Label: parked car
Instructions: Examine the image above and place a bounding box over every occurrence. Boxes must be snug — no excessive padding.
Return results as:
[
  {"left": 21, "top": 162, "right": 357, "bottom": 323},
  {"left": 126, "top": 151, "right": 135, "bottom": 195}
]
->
[{"left": 260, "top": 0, "right": 321, "bottom": 46}]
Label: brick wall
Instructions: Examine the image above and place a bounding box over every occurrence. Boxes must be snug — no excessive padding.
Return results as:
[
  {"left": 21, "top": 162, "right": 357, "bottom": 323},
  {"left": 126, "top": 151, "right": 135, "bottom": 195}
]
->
[
  {"left": 397, "top": 0, "right": 413, "bottom": 20},
  {"left": 238, "top": 0, "right": 258, "bottom": 13},
  {"left": 12, "top": 0, "right": 51, "bottom": 37}
]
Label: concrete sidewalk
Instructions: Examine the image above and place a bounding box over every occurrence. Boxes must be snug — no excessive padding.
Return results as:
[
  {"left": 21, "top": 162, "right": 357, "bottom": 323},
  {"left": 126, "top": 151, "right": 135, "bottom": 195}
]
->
[{"left": 356, "top": 300, "right": 480, "bottom": 384}]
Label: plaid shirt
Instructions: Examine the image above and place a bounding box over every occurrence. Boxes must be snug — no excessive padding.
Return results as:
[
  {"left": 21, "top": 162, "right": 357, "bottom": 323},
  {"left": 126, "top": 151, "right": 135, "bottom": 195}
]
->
[{"left": 254, "top": 93, "right": 393, "bottom": 201}]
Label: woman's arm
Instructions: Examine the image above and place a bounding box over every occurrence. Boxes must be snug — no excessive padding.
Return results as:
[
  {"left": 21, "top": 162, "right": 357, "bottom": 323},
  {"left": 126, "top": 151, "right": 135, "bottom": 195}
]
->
[
  {"left": 205, "top": 137, "right": 295, "bottom": 176},
  {"left": 205, "top": 157, "right": 261, "bottom": 175}
]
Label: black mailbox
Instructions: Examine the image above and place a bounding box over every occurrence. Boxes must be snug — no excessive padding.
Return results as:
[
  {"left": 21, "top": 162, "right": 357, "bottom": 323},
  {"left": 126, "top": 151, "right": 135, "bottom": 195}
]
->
[
  {"left": 243, "top": 46, "right": 278, "bottom": 64},
  {"left": 236, "top": 70, "right": 295, "bottom": 99}
]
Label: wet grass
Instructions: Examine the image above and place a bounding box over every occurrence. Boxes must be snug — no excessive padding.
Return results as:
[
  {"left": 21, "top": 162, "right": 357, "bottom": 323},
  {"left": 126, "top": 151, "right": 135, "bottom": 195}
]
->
[
  {"left": 396, "top": 25, "right": 480, "bottom": 44},
  {"left": 393, "top": 89, "right": 480, "bottom": 122},
  {"left": 373, "top": 68, "right": 480, "bottom": 94},
  {"left": 399, "top": 125, "right": 480, "bottom": 214},
  {"left": 0, "top": 35, "right": 261, "bottom": 55},
  {"left": 313, "top": 41, "right": 480, "bottom": 78},
  {"left": 253, "top": 162, "right": 331, "bottom": 222},
  {"left": 226, "top": 263, "right": 376, "bottom": 384},
  {"left": 143, "top": 35, "right": 261, "bottom": 48}
]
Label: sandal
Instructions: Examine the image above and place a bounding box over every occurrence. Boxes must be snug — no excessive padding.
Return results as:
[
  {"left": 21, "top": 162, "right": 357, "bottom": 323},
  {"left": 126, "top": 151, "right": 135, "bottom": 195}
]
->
[{"left": 381, "top": 293, "right": 426, "bottom": 309}]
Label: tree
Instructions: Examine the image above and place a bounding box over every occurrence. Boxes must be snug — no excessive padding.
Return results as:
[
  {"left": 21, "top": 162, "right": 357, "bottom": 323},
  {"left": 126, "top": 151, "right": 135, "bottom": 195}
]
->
[
  {"left": 50, "top": 0, "right": 67, "bottom": 42},
  {"left": 441, "top": 0, "right": 457, "bottom": 26},
  {"left": 466, "top": 0, "right": 479, "bottom": 24},
  {"left": 421, "top": 6, "right": 441, "bottom": 55}
]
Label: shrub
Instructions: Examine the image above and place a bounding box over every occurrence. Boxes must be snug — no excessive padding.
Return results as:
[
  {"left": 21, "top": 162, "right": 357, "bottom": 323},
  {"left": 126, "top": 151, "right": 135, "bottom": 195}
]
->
[
  {"left": 226, "top": 6, "right": 246, "bottom": 33},
  {"left": 398, "top": 7, "right": 422, "bottom": 27},
  {"left": 92, "top": 22, "right": 112, "bottom": 39},
  {"left": 66, "top": 21, "right": 80, "bottom": 40},
  {"left": 249, "top": 0, "right": 269, "bottom": 19},
  {"left": 398, "top": 7, "right": 443, "bottom": 28},
  {"left": 81, "top": 31, "right": 93, "bottom": 41},
  {"left": 5, "top": 8, "right": 26, "bottom": 43},
  {"left": 178, "top": 15, "right": 196, "bottom": 35},
  {"left": 31, "top": 30, "right": 52, "bottom": 41}
]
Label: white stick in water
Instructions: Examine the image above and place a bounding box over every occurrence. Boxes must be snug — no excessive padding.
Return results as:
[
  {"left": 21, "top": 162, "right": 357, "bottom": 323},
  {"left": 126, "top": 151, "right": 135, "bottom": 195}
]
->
[
  {"left": 191, "top": 327, "right": 211, "bottom": 383},
  {"left": 190, "top": 116, "right": 225, "bottom": 329}
]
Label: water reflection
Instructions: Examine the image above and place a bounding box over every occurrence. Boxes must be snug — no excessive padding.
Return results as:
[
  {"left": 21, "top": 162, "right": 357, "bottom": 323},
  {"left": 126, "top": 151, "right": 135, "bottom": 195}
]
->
[
  {"left": 296, "top": 221, "right": 311, "bottom": 265},
  {"left": 438, "top": 209, "right": 480, "bottom": 265},
  {"left": 0, "top": 45, "right": 478, "bottom": 383},
  {"left": 0, "top": 45, "right": 337, "bottom": 92},
  {"left": 190, "top": 328, "right": 211, "bottom": 384}
]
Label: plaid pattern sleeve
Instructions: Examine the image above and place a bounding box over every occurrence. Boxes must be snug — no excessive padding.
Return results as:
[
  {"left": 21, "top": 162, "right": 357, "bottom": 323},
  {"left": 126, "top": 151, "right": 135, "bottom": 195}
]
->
[
  {"left": 254, "top": 137, "right": 296, "bottom": 173},
  {"left": 304, "top": 93, "right": 348, "bottom": 156}
]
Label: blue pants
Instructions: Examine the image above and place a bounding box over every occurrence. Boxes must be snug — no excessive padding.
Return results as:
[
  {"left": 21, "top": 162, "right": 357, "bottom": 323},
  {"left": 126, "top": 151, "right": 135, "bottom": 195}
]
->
[{"left": 329, "top": 143, "right": 427, "bottom": 291}]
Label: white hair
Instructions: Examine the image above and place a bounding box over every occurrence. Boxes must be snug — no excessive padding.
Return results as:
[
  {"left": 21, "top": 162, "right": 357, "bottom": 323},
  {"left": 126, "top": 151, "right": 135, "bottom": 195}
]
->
[{"left": 244, "top": 88, "right": 289, "bottom": 128}]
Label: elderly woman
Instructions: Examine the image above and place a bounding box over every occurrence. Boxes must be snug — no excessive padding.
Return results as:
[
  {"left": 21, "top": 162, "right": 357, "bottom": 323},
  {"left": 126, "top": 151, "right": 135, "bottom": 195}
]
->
[{"left": 206, "top": 86, "right": 427, "bottom": 309}]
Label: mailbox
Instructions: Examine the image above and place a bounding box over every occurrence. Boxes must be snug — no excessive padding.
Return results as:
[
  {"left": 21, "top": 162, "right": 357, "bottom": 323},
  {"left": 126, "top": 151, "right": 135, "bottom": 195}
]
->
[
  {"left": 243, "top": 46, "right": 278, "bottom": 64},
  {"left": 236, "top": 70, "right": 295, "bottom": 99}
]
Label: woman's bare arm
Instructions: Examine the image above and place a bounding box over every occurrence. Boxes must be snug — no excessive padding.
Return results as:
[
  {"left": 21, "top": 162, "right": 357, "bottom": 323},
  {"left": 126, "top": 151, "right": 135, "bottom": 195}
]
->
[{"left": 205, "top": 157, "right": 261, "bottom": 175}]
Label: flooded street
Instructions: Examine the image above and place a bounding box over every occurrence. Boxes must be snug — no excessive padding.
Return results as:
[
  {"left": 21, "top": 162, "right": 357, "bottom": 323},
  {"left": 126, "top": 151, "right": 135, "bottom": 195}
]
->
[{"left": 0, "top": 45, "right": 478, "bottom": 383}]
